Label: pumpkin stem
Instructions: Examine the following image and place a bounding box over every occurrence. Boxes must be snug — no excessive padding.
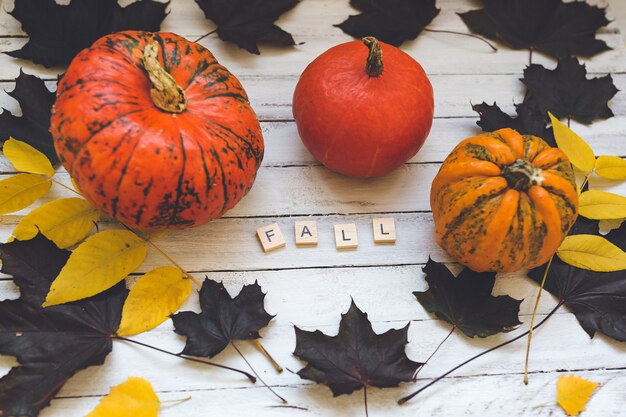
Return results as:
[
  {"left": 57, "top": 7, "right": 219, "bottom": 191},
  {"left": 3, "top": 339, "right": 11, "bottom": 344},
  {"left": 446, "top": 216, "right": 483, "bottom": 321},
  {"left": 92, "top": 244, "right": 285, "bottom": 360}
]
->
[
  {"left": 501, "top": 159, "right": 544, "bottom": 190},
  {"left": 143, "top": 42, "right": 187, "bottom": 113},
  {"left": 362, "top": 37, "right": 384, "bottom": 77}
]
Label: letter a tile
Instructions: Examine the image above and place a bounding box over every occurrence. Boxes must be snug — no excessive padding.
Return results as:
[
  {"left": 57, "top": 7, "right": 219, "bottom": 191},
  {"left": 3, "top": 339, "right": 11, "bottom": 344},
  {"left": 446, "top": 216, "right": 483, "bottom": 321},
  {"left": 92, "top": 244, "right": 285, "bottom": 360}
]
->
[
  {"left": 257, "top": 223, "right": 286, "bottom": 252},
  {"left": 295, "top": 221, "right": 318, "bottom": 246}
]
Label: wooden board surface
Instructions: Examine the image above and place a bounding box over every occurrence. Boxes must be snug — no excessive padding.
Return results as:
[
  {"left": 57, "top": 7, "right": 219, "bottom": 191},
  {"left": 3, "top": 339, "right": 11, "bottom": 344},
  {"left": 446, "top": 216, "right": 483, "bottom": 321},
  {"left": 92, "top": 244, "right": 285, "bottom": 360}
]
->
[{"left": 0, "top": 0, "right": 625, "bottom": 416}]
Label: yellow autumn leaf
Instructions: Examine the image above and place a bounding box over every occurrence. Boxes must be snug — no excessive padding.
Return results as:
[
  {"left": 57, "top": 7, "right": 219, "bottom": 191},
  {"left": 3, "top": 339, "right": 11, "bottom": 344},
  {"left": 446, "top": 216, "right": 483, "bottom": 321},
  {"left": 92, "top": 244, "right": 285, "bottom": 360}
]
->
[
  {"left": 12, "top": 197, "right": 100, "bottom": 248},
  {"left": 579, "top": 190, "right": 626, "bottom": 220},
  {"left": 86, "top": 377, "right": 160, "bottom": 417},
  {"left": 3, "top": 138, "right": 55, "bottom": 176},
  {"left": 549, "top": 113, "right": 595, "bottom": 172},
  {"left": 594, "top": 155, "right": 626, "bottom": 180},
  {"left": 557, "top": 234, "right": 626, "bottom": 272},
  {"left": 43, "top": 229, "right": 147, "bottom": 306},
  {"left": 556, "top": 374, "right": 599, "bottom": 416},
  {"left": 0, "top": 173, "right": 51, "bottom": 214},
  {"left": 117, "top": 266, "right": 192, "bottom": 336}
]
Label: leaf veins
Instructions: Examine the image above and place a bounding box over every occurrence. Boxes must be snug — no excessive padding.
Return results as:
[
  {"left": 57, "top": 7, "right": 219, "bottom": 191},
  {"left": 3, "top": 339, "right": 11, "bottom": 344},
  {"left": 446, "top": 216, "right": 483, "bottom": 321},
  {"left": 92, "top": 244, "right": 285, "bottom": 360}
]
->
[
  {"left": 7, "top": 0, "right": 168, "bottom": 67},
  {"left": 294, "top": 300, "right": 422, "bottom": 396},
  {"left": 0, "top": 234, "right": 128, "bottom": 417},
  {"left": 415, "top": 258, "right": 522, "bottom": 338},
  {"left": 459, "top": 0, "right": 610, "bottom": 59}
]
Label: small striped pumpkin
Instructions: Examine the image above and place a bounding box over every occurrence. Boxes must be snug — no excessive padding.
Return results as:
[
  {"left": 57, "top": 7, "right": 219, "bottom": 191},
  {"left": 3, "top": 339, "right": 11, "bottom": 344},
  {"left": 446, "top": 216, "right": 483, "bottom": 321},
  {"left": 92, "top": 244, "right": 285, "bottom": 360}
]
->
[
  {"left": 430, "top": 128, "right": 578, "bottom": 272},
  {"left": 51, "top": 31, "right": 264, "bottom": 230}
]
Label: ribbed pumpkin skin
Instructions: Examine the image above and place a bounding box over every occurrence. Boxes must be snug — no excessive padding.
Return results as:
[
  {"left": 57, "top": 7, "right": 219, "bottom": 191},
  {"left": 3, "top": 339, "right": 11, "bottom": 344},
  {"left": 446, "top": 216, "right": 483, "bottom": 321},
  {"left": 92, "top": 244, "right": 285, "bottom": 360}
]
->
[
  {"left": 51, "top": 31, "right": 264, "bottom": 230},
  {"left": 430, "top": 128, "right": 578, "bottom": 272}
]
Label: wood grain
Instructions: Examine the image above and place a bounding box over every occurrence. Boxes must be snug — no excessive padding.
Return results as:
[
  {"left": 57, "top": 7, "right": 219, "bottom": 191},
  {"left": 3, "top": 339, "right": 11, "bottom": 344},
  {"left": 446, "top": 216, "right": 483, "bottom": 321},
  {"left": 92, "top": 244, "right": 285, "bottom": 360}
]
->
[{"left": 0, "top": 0, "right": 624, "bottom": 416}]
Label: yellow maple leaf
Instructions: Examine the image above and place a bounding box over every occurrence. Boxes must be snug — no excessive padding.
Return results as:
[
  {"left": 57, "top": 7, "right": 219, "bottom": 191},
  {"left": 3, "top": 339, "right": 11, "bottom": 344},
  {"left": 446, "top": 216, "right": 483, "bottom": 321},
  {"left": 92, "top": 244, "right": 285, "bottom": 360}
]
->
[
  {"left": 556, "top": 374, "right": 599, "bottom": 416},
  {"left": 86, "top": 377, "right": 160, "bottom": 417}
]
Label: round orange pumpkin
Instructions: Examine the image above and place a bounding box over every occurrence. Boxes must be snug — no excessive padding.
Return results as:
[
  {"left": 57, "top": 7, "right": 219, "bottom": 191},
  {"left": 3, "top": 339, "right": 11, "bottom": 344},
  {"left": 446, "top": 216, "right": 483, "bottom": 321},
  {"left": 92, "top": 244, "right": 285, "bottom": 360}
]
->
[
  {"left": 292, "top": 37, "right": 434, "bottom": 178},
  {"left": 430, "top": 128, "right": 578, "bottom": 272},
  {"left": 51, "top": 31, "right": 264, "bottom": 230}
]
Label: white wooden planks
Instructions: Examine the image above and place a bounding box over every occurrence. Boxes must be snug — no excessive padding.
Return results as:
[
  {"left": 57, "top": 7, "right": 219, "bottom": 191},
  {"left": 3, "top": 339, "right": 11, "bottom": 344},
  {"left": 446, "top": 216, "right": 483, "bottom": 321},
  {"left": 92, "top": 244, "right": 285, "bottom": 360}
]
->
[{"left": 0, "top": 0, "right": 624, "bottom": 416}]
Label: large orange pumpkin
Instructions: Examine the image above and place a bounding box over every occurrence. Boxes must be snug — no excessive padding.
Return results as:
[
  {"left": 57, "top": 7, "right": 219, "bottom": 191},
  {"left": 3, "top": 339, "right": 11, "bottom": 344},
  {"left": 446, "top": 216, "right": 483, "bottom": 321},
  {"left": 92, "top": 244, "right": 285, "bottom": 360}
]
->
[
  {"left": 430, "top": 128, "right": 578, "bottom": 272},
  {"left": 292, "top": 37, "right": 433, "bottom": 178},
  {"left": 51, "top": 31, "right": 264, "bottom": 230}
]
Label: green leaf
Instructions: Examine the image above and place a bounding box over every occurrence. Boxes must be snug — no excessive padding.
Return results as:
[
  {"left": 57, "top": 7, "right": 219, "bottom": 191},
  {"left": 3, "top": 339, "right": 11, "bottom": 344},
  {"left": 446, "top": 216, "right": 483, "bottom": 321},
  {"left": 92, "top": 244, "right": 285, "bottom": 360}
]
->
[
  {"left": 43, "top": 229, "right": 147, "bottom": 306},
  {"left": 549, "top": 113, "right": 595, "bottom": 172},
  {"left": 557, "top": 234, "right": 626, "bottom": 272}
]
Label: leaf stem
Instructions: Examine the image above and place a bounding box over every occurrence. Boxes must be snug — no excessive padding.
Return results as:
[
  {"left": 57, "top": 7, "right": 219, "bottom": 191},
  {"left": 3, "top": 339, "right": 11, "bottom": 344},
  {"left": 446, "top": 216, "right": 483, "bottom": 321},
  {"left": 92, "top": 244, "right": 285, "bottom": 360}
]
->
[
  {"left": 424, "top": 28, "right": 498, "bottom": 52},
  {"left": 523, "top": 256, "right": 553, "bottom": 384},
  {"left": 114, "top": 336, "right": 256, "bottom": 382},
  {"left": 413, "top": 325, "right": 456, "bottom": 380},
  {"left": 160, "top": 396, "right": 192, "bottom": 408},
  {"left": 253, "top": 339, "right": 283, "bottom": 373},
  {"left": 231, "top": 341, "right": 287, "bottom": 403},
  {"left": 364, "top": 384, "right": 369, "bottom": 417},
  {"left": 398, "top": 302, "right": 564, "bottom": 405},
  {"left": 121, "top": 224, "right": 201, "bottom": 288},
  {"left": 50, "top": 177, "right": 82, "bottom": 196},
  {"left": 194, "top": 29, "right": 218, "bottom": 43}
]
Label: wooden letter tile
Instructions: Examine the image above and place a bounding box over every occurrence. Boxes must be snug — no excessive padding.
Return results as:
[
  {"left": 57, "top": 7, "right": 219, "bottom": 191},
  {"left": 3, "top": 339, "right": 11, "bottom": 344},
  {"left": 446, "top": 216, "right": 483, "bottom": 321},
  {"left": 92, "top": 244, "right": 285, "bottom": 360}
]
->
[
  {"left": 334, "top": 223, "right": 358, "bottom": 249},
  {"left": 256, "top": 223, "right": 286, "bottom": 252},
  {"left": 295, "top": 220, "right": 318, "bottom": 246},
  {"left": 373, "top": 217, "right": 396, "bottom": 243}
]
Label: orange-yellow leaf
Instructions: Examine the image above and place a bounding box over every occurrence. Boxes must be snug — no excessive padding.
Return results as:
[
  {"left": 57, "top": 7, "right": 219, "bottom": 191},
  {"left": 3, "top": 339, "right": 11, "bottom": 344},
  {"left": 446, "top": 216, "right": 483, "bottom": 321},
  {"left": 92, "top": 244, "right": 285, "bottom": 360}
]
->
[
  {"left": 579, "top": 190, "right": 626, "bottom": 220},
  {"left": 3, "top": 138, "right": 55, "bottom": 176},
  {"left": 11, "top": 197, "right": 99, "bottom": 248},
  {"left": 549, "top": 113, "right": 595, "bottom": 172},
  {"left": 556, "top": 374, "right": 599, "bottom": 416},
  {"left": 594, "top": 155, "right": 626, "bottom": 180},
  {"left": 0, "top": 173, "right": 51, "bottom": 214},
  {"left": 86, "top": 377, "right": 159, "bottom": 417},
  {"left": 43, "top": 229, "right": 147, "bottom": 306},
  {"left": 117, "top": 266, "right": 192, "bottom": 337},
  {"left": 557, "top": 234, "right": 626, "bottom": 272}
]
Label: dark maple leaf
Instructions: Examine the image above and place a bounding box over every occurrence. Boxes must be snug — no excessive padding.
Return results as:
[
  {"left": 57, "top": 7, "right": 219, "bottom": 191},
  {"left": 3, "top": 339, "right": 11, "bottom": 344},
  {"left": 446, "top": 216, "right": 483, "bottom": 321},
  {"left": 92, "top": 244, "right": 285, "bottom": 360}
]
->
[
  {"left": 336, "top": 0, "right": 440, "bottom": 46},
  {"left": 7, "top": 0, "right": 168, "bottom": 67},
  {"left": 193, "top": 0, "right": 299, "bottom": 54},
  {"left": 459, "top": 0, "right": 610, "bottom": 59},
  {"left": 0, "top": 71, "right": 58, "bottom": 164},
  {"left": 172, "top": 278, "right": 274, "bottom": 357},
  {"left": 472, "top": 100, "right": 556, "bottom": 147},
  {"left": 522, "top": 57, "right": 619, "bottom": 125},
  {"left": 294, "top": 300, "right": 422, "bottom": 396},
  {"left": 528, "top": 220, "right": 626, "bottom": 342},
  {"left": 414, "top": 258, "right": 522, "bottom": 337},
  {"left": 0, "top": 234, "right": 128, "bottom": 417}
]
